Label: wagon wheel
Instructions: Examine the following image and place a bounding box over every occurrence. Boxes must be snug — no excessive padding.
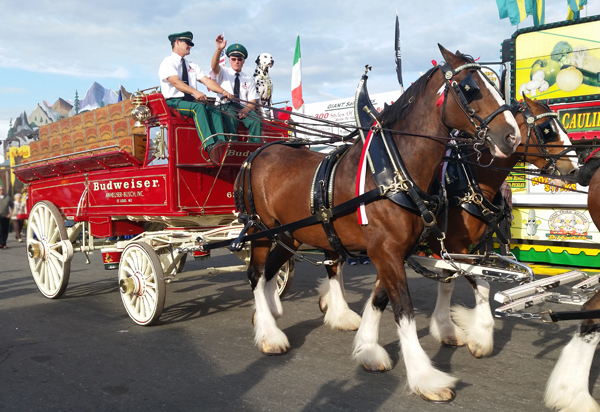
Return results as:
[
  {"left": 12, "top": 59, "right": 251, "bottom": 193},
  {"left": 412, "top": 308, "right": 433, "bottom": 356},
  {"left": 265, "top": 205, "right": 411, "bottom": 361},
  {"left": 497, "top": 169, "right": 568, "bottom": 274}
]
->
[
  {"left": 276, "top": 259, "right": 294, "bottom": 298},
  {"left": 118, "top": 242, "right": 166, "bottom": 326},
  {"left": 27, "top": 201, "right": 73, "bottom": 299}
]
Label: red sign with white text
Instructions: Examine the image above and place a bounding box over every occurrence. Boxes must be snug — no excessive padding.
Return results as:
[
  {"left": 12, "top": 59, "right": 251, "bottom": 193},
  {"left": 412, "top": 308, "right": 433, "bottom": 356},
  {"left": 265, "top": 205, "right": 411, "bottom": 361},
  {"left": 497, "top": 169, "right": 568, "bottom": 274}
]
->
[{"left": 88, "top": 174, "right": 168, "bottom": 207}]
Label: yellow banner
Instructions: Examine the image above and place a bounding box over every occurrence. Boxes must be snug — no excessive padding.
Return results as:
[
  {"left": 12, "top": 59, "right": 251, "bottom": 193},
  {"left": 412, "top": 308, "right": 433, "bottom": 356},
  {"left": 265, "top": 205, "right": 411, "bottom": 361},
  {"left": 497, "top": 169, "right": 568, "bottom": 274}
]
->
[
  {"left": 515, "top": 19, "right": 600, "bottom": 100},
  {"left": 8, "top": 145, "right": 30, "bottom": 186}
]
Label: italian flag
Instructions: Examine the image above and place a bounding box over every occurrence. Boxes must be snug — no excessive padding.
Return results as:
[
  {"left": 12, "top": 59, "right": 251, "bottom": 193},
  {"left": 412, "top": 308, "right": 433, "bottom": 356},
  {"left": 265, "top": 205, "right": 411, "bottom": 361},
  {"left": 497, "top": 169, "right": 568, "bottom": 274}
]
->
[{"left": 291, "top": 35, "right": 304, "bottom": 109}]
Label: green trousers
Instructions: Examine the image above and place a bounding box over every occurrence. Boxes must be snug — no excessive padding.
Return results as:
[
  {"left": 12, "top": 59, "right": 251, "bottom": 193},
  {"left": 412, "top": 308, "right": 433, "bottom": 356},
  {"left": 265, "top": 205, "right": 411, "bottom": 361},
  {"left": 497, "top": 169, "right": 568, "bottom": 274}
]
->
[
  {"left": 220, "top": 103, "right": 262, "bottom": 143},
  {"left": 166, "top": 99, "right": 227, "bottom": 147}
]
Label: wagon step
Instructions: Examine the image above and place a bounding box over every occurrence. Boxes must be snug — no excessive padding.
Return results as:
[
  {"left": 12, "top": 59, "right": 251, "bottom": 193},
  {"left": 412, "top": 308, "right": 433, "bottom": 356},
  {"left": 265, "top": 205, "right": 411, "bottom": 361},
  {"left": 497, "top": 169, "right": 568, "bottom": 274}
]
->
[{"left": 494, "top": 270, "right": 588, "bottom": 304}]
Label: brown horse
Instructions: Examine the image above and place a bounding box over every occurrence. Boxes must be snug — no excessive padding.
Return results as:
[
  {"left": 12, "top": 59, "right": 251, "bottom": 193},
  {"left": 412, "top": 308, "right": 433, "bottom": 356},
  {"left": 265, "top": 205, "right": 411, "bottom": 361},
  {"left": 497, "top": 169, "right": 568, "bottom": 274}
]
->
[
  {"left": 425, "top": 96, "right": 579, "bottom": 359},
  {"left": 545, "top": 151, "right": 600, "bottom": 412},
  {"left": 237, "top": 45, "right": 521, "bottom": 403}
]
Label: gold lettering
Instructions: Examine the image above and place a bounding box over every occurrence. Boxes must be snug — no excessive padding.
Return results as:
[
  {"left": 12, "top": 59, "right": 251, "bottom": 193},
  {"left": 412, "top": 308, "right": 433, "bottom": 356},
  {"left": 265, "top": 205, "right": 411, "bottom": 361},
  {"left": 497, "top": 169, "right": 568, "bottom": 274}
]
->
[
  {"left": 585, "top": 113, "right": 594, "bottom": 128},
  {"left": 577, "top": 113, "right": 586, "bottom": 129},
  {"left": 562, "top": 113, "right": 571, "bottom": 129},
  {"left": 568, "top": 115, "right": 577, "bottom": 130}
]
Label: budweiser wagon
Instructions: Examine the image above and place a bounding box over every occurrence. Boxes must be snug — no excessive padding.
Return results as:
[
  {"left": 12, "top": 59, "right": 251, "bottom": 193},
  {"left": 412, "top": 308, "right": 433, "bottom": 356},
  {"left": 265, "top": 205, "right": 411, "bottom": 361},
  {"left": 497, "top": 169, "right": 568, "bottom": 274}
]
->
[{"left": 13, "top": 88, "right": 295, "bottom": 325}]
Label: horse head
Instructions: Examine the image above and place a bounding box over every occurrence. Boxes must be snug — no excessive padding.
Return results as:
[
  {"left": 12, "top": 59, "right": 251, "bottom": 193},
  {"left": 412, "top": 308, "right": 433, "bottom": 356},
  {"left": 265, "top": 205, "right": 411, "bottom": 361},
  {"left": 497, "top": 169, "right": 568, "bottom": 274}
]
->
[
  {"left": 437, "top": 45, "right": 521, "bottom": 158},
  {"left": 518, "top": 95, "right": 578, "bottom": 178}
]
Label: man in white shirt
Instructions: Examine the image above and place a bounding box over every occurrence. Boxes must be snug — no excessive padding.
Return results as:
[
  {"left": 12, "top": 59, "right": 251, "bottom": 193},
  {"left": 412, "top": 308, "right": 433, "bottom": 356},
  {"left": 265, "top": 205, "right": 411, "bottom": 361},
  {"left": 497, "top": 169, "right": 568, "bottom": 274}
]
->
[
  {"left": 211, "top": 35, "right": 262, "bottom": 142},
  {"left": 159, "top": 31, "right": 234, "bottom": 150}
]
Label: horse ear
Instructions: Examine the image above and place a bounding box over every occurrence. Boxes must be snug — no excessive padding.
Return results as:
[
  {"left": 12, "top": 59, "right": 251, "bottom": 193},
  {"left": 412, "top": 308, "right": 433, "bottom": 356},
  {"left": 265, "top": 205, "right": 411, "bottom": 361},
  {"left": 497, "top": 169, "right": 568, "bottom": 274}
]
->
[{"left": 438, "top": 44, "right": 459, "bottom": 66}]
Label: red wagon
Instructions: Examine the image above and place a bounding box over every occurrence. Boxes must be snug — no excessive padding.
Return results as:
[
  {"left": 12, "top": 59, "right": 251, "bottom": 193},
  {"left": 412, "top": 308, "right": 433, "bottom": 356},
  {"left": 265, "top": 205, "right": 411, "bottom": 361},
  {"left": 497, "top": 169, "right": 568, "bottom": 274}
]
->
[{"left": 13, "top": 88, "right": 295, "bottom": 325}]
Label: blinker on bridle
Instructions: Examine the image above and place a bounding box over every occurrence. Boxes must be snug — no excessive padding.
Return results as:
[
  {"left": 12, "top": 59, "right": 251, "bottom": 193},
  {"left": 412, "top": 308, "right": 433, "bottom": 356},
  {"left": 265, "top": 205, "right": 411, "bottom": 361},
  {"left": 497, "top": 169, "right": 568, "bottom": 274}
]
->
[
  {"left": 438, "top": 62, "right": 512, "bottom": 143},
  {"left": 519, "top": 105, "right": 566, "bottom": 175}
]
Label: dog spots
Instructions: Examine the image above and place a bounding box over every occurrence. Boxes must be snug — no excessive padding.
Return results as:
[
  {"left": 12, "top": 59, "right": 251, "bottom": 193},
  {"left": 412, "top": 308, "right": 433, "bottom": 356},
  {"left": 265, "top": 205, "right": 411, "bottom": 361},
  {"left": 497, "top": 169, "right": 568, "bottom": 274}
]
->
[{"left": 254, "top": 53, "right": 274, "bottom": 118}]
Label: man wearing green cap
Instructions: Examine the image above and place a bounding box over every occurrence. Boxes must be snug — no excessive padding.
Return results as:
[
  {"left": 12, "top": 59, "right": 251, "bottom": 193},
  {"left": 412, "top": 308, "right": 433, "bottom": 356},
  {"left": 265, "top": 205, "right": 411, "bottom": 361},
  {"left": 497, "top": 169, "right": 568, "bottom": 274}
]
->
[
  {"left": 159, "top": 31, "right": 234, "bottom": 150},
  {"left": 210, "top": 35, "right": 262, "bottom": 141}
]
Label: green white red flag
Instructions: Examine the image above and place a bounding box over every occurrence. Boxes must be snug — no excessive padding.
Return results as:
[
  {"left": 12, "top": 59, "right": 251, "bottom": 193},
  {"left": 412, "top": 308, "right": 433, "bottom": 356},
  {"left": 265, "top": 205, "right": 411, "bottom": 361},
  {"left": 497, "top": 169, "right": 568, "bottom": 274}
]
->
[{"left": 291, "top": 35, "right": 304, "bottom": 109}]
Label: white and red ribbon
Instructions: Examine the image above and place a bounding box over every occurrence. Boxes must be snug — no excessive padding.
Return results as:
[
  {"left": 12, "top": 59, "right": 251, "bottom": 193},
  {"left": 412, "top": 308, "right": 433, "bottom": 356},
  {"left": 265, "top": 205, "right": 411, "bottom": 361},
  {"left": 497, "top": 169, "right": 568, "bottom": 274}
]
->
[{"left": 356, "top": 130, "right": 375, "bottom": 225}]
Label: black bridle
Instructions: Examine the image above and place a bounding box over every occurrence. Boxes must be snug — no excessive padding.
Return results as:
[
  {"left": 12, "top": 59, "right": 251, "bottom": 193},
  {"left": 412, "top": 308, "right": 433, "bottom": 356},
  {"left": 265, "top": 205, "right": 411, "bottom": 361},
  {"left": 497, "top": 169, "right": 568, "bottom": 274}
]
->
[
  {"left": 518, "top": 104, "right": 573, "bottom": 175},
  {"left": 439, "top": 62, "right": 513, "bottom": 144}
]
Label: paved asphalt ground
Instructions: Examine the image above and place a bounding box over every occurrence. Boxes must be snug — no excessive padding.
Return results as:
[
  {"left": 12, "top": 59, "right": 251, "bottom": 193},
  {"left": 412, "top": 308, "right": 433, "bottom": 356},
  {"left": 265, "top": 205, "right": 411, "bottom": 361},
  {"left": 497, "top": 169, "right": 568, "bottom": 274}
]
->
[{"left": 1, "top": 236, "right": 599, "bottom": 412}]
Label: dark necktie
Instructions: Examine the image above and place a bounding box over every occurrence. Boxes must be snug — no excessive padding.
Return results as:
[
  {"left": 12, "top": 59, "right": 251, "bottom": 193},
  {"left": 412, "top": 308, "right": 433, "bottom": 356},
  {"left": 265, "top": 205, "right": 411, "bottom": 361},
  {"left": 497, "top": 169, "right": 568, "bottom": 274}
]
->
[
  {"left": 234, "top": 73, "right": 240, "bottom": 99},
  {"left": 181, "top": 58, "right": 193, "bottom": 102}
]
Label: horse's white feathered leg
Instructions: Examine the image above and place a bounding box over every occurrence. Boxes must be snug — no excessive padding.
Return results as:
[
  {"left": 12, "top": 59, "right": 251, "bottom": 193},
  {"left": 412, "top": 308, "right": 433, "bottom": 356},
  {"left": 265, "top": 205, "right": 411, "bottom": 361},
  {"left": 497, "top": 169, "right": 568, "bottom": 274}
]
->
[
  {"left": 265, "top": 275, "right": 283, "bottom": 319},
  {"left": 254, "top": 276, "right": 289, "bottom": 355},
  {"left": 353, "top": 293, "right": 392, "bottom": 372},
  {"left": 318, "top": 262, "right": 361, "bottom": 331},
  {"left": 430, "top": 280, "right": 465, "bottom": 347},
  {"left": 545, "top": 329, "right": 600, "bottom": 412},
  {"left": 452, "top": 278, "right": 494, "bottom": 357},
  {"left": 398, "top": 317, "right": 457, "bottom": 402}
]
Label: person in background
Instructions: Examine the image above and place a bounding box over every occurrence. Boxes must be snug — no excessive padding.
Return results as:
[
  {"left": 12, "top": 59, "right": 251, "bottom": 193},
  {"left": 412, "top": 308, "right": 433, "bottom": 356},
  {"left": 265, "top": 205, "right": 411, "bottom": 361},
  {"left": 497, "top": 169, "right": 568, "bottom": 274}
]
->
[
  {"left": 11, "top": 193, "right": 24, "bottom": 243},
  {"left": 0, "top": 186, "right": 13, "bottom": 249},
  {"left": 211, "top": 35, "right": 262, "bottom": 141}
]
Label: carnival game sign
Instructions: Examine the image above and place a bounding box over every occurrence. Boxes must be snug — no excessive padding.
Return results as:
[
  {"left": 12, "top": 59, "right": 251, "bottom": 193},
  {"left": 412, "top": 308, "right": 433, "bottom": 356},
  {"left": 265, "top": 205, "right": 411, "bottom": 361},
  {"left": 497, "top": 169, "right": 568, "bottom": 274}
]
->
[
  {"left": 294, "top": 90, "right": 402, "bottom": 140},
  {"left": 513, "top": 208, "right": 597, "bottom": 243},
  {"left": 514, "top": 19, "right": 600, "bottom": 101},
  {"left": 546, "top": 210, "right": 591, "bottom": 241},
  {"left": 88, "top": 174, "right": 167, "bottom": 207},
  {"left": 530, "top": 175, "right": 578, "bottom": 194},
  {"left": 559, "top": 106, "right": 600, "bottom": 133},
  {"left": 506, "top": 161, "right": 527, "bottom": 193}
]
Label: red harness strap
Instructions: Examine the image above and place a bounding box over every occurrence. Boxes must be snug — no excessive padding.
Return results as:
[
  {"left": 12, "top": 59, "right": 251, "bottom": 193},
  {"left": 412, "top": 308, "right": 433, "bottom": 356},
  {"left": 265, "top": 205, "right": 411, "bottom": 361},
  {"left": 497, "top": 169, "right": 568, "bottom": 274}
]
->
[{"left": 584, "top": 147, "right": 600, "bottom": 164}]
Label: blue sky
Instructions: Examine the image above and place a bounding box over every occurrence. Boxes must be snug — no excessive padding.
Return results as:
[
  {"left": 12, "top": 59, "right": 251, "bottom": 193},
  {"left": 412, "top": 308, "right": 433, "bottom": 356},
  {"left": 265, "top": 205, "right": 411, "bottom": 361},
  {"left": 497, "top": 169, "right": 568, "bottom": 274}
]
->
[{"left": 1, "top": 0, "right": 599, "bottom": 161}]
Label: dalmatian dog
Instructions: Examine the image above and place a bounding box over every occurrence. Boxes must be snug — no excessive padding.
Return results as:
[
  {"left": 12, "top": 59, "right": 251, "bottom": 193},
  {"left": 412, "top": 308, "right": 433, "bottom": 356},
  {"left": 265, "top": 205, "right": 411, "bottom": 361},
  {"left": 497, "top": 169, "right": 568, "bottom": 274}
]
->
[{"left": 253, "top": 53, "right": 274, "bottom": 119}]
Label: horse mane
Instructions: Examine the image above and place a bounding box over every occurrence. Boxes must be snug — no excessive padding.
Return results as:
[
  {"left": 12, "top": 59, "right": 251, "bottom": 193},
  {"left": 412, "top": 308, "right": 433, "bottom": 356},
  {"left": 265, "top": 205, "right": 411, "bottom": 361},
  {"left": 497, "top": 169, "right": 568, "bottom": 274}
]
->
[
  {"left": 377, "top": 51, "right": 475, "bottom": 127},
  {"left": 377, "top": 66, "right": 438, "bottom": 126},
  {"left": 527, "top": 99, "right": 552, "bottom": 114}
]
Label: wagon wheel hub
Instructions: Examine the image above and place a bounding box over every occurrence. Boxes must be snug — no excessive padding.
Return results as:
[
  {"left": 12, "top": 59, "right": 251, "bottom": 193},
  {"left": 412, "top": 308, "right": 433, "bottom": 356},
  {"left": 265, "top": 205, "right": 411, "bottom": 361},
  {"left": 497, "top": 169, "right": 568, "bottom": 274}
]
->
[
  {"left": 28, "top": 240, "right": 45, "bottom": 260},
  {"left": 119, "top": 270, "right": 146, "bottom": 296}
]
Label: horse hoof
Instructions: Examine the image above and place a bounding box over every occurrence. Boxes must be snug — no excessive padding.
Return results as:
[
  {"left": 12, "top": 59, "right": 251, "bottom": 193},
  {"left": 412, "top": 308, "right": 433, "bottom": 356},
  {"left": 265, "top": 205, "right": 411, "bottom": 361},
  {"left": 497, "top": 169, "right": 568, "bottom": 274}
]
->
[
  {"left": 319, "top": 297, "right": 328, "bottom": 314},
  {"left": 442, "top": 339, "right": 465, "bottom": 348},
  {"left": 468, "top": 347, "right": 485, "bottom": 358},
  {"left": 337, "top": 324, "right": 359, "bottom": 332},
  {"left": 362, "top": 363, "right": 390, "bottom": 374},
  {"left": 417, "top": 388, "right": 456, "bottom": 403},
  {"left": 261, "top": 343, "right": 288, "bottom": 356},
  {"left": 467, "top": 342, "right": 491, "bottom": 358}
]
